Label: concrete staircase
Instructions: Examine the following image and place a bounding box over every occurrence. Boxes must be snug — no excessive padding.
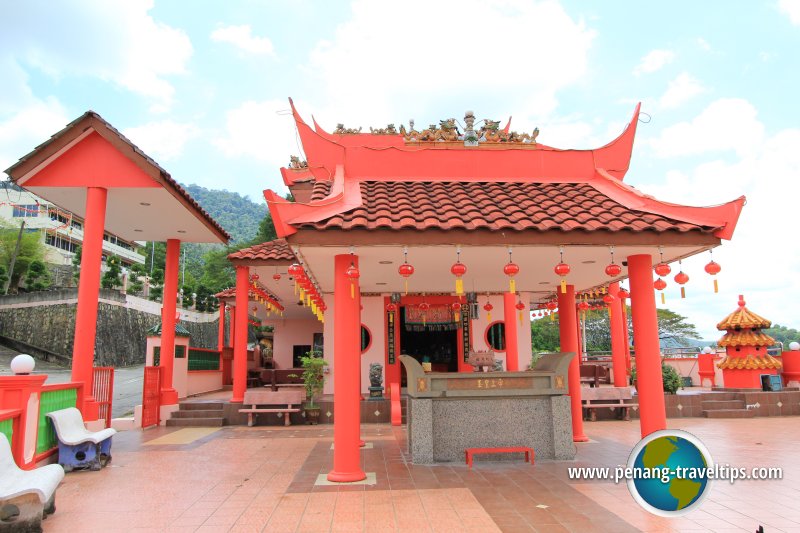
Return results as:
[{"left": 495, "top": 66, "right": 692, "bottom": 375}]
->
[
  {"left": 701, "top": 393, "right": 755, "bottom": 418},
  {"left": 166, "top": 401, "right": 225, "bottom": 427}
]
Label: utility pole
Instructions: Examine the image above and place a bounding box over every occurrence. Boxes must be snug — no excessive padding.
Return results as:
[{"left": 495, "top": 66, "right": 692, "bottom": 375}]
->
[
  {"left": 4, "top": 220, "right": 25, "bottom": 295},
  {"left": 181, "top": 247, "right": 186, "bottom": 287}
]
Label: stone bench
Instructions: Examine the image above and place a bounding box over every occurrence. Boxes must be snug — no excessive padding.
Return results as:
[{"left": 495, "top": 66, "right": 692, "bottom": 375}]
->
[
  {"left": 239, "top": 390, "right": 303, "bottom": 427},
  {"left": 0, "top": 435, "right": 65, "bottom": 532},
  {"left": 46, "top": 407, "right": 117, "bottom": 472},
  {"left": 581, "top": 387, "right": 637, "bottom": 421}
]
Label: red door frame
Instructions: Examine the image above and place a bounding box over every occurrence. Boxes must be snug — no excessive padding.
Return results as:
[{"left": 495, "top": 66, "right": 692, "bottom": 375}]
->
[{"left": 384, "top": 295, "right": 473, "bottom": 389}]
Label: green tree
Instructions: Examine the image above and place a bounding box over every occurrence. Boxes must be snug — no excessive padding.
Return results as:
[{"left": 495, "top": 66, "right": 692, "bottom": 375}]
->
[
  {"left": 101, "top": 255, "right": 122, "bottom": 289},
  {"left": 0, "top": 265, "right": 8, "bottom": 291},
  {"left": 72, "top": 245, "right": 82, "bottom": 283},
  {"left": 149, "top": 267, "right": 164, "bottom": 301},
  {"left": 530, "top": 316, "right": 561, "bottom": 352},
  {"left": 24, "top": 260, "right": 51, "bottom": 291},
  {"left": 765, "top": 324, "right": 800, "bottom": 346},
  {"left": 654, "top": 308, "right": 700, "bottom": 342},
  {"left": 253, "top": 213, "right": 277, "bottom": 244},
  {"left": 0, "top": 222, "right": 46, "bottom": 291}
]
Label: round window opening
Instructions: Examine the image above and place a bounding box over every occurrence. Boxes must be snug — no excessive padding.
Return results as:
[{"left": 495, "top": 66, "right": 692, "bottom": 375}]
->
[
  {"left": 361, "top": 325, "right": 372, "bottom": 353},
  {"left": 486, "top": 322, "right": 506, "bottom": 351}
]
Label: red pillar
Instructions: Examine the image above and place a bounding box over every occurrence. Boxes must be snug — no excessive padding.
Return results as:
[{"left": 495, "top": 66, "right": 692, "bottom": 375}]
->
[
  {"left": 558, "top": 285, "right": 588, "bottom": 442},
  {"left": 627, "top": 254, "right": 667, "bottom": 437},
  {"left": 159, "top": 239, "right": 180, "bottom": 405},
  {"left": 621, "top": 298, "right": 632, "bottom": 374},
  {"left": 228, "top": 306, "right": 235, "bottom": 349},
  {"left": 71, "top": 186, "right": 107, "bottom": 420},
  {"left": 218, "top": 302, "right": 226, "bottom": 351},
  {"left": 503, "top": 292, "right": 520, "bottom": 371},
  {"left": 231, "top": 266, "right": 249, "bottom": 403},
  {"left": 609, "top": 282, "right": 628, "bottom": 387},
  {"left": 328, "top": 254, "right": 366, "bottom": 482}
]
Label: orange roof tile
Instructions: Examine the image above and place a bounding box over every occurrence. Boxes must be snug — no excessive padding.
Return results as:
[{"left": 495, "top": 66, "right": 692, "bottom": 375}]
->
[
  {"left": 716, "top": 295, "right": 771, "bottom": 330},
  {"left": 227, "top": 239, "right": 295, "bottom": 262},
  {"left": 297, "top": 181, "right": 717, "bottom": 234},
  {"left": 717, "top": 330, "right": 776, "bottom": 347},
  {"left": 717, "top": 354, "right": 782, "bottom": 370}
]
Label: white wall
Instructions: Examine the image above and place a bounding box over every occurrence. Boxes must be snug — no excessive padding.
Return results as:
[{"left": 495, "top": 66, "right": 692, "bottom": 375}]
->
[
  {"left": 266, "top": 318, "right": 324, "bottom": 369},
  {"left": 470, "top": 293, "right": 533, "bottom": 370}
]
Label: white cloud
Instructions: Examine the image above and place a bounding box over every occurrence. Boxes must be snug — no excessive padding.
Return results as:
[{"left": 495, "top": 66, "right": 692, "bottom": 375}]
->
[
  {"left": 211, "top": 25, "right": 275, "bottom": 56},
  {"left": 1, "top": 0, "right": 192, "bottom": 110},
  {"left": 122, "top": 120, "right": 200, "bottom": 162},
  {"left": 779, "top": 0, "right": 800, "bottom": 25},
  {"left": 696, "top": 37, "right": 712, "bottom": 51},
  {"left": 633, "top": 49, "right": 675, "bottom": 76},
  {"left": 305, "top": 0, "right": 595, "bottom": 127},
  {"left": 213, "top": 100, "right": 297, "bottom": 167},
  {"left": 659, "top": 72, "right": 706, "bottom": 109},
  {"left": 0, "top": 97, "right": 70, "bottom": 172},
  {"left": 635, "top": 104, "right": 800, "bottom": 336},
  {"left": 648, "top": 98, "right": 764, "bottom": 158}
]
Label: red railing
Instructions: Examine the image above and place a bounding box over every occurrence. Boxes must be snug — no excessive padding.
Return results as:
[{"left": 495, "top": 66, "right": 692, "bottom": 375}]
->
[
  {"left": 141, "top": 366, "right": 161, "bottom": 428},
  {"left": 390, "top": 382, "right": 401, "bottom": 426},
  {"left": 92, "top": 367, "right": 114, "bottom": 428}
]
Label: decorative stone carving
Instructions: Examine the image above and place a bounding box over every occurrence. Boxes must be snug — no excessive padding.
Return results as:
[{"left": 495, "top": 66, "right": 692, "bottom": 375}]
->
[
  {"left": 468, "top": 350, "right": 494, "bottom": 372},
  {"left": 334, "top": 123, "right": 362, "bottom": 134},
  {"left": 368, "top": 362, "right": 384, "bottom": 400},
  {"left": 370, "top": 124, "right": 397, "bottom": 135},
  {"left": 289, "top": 155, "right": 308, "bottom": 169}
]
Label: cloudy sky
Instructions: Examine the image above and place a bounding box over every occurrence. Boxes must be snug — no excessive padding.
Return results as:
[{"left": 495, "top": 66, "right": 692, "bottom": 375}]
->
[{"left": 2, "top": 0, "right": 800, "bottom": 338}]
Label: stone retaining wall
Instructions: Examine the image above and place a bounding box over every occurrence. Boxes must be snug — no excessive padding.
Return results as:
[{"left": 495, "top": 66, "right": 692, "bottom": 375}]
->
[{"left": 0, "top": 289, "right": 221, "bottom": 367}]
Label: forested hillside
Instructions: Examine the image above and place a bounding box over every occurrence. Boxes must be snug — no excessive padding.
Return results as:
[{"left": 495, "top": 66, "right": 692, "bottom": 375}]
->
[{"left": 182, "top": 184, "right": 267, "bottom": 243}]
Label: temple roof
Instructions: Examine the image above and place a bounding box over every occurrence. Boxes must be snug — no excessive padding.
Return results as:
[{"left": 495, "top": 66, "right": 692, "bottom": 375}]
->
[
  {"left": 266, "top": 99, "right": 745, "bottom": 244},
  {"left": 146, "top": 322, "right": 191, "bottom": 338},
  {"left": 295, "top": 180, "right": 717, "bottom": 234},
  {"left": 214, "top": 286, "right": 280, "bottom": 301},
  {"left": 228, "top": 238, "right": 296, "bottom": 263},
  {"left": 716, "top": 295, "right": 772, "bottom": 331}
]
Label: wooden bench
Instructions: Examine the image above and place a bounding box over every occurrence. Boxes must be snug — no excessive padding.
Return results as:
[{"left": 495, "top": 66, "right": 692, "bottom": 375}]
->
[
  {"left": 1, "top": 435, "right": 65, "bottom": 531},
  {"left": 581, "top": 387, "right": 638, "bottom": 421},
  {"left": 465, "top": 446, "right": 535, "bottom": 468},
  {"left": 239, "top": 390, "right": 303, "bottom": 427},
  {"left": 46, "top": 407, "right": 117, "bottom": 472},
  {"left": 579, "top": 364, "right": 611, "bottom": 388}
]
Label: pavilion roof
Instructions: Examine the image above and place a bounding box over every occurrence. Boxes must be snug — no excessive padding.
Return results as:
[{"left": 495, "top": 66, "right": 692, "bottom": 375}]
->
[
  {"left": 717, "top": 330, "right": 776, "bottom": 347},
  {"left": 717, "top": 354, "right": 782, "bottom": 370},
  {"left": 4, "top": 111, "right": 230, "bottom": 244},
  {"left": 716, "top": 295, "right": 772, "bottom": 331},
  {"left": 228, "top": 238, "right": 296, "bottom": 263},
  {"left": 214, "top": 286, "right": 280, "bottom": 302}
]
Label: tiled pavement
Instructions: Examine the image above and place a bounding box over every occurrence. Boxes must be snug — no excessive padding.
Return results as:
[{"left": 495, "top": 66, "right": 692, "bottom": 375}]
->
[{"left": 43, "top": 417, "right": 800, "bottom": 532}]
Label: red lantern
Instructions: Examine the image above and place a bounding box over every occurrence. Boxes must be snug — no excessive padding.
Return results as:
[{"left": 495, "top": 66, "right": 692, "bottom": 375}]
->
[
  {"left": 617, "top": 288, "right": 630, "bottom": 300},
  {"left": 451, "top": 302, "right": 462, "bottom": 322},
  {"left": 398, "top": 263, "right": 414, "bottom": 295},
  {"left": 546, "top": 300, "right": 557, "bottom": 311},
  {"left": 515, "top": 300, "right": 526, "bottom": 323},
  {"left": 504, "top": 262, "right": 520, "bottom": 294},
  {"left": 345, "top": 263, "right": 360, "bottom": 299},
  {"left": 451, "top": 261, "right": 467, "bottom": 296},
  {"left": 272, "top": 273, "right": 281, "bottom": 281},
  {"left": 674, "top": 271, "right": 689, "bottom": 299},
  {"left": 483, "top": 302, "right": 493, "bottom": 321},
  {"left": 605, "top": 263, "right": 622, "bottom": 277},
  {"left": 578, "top": 300, "right": 589, "bottom": 311},
  {"left": 554, "top": 262, "right": 570, "bottom": 295},
  {"left": 705, "top": 260, "right": 721, "bottom": 293},
  {"left": 654, "top": 263, "right": 671, "bottom": 277},
  {"left": 418, "top": 301, "right": 430, "bottom": 326},
  {"left": 386, "top": 302, "right": 397, "bottom": 321},
  {"left": 251, "top": 273, "right": 260, "bottom": 281}
]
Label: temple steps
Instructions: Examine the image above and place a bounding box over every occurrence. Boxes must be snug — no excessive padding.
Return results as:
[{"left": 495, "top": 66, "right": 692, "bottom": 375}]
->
[
  {"left": 166, "top": 401, "right": 225, "bottom": 427},
  {"left": 701, "top": 400, "right": 745, "bottom": 411},
  {"left": 703, "top": 408, "right": 755, "bottom": 419}
]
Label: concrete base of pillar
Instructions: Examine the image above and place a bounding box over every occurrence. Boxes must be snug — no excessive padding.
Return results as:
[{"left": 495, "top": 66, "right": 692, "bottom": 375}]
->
[{"left": 159, "top": 403, "right": 180, "bottom": 426}]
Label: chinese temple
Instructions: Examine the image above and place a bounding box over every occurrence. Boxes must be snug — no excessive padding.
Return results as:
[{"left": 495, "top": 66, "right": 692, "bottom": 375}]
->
[
  {"left": 716, "top": 295, "right": 781, "bottom": 388},
  {"left": 215, "top": 98, "right": 746, "bottom": 482}
]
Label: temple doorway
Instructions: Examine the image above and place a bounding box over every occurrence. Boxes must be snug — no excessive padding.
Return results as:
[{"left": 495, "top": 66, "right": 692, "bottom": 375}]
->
[{"left": 399, "top": 306, "right": 459, "bottom": 385}]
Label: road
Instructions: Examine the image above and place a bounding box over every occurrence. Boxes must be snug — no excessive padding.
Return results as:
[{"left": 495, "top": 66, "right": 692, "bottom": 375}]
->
[{"left": 0, "top": 348, "right": 145, "bottom": 417}]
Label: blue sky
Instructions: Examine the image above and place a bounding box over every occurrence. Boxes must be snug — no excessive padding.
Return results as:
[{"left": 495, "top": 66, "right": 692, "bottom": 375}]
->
[{"left": 2, "top": 0, "right": 800, "bottom": 338}]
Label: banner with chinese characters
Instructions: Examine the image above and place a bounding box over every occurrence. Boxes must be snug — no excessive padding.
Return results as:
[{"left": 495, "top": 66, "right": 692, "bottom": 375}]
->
[{"left": 404, "top": 304, "right": 458, "bottom": 331}]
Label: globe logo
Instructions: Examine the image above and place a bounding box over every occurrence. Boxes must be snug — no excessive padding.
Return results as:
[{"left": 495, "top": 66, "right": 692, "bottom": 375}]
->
[{"left": 627, "top": 429, "right": 713, "bottom": 516}]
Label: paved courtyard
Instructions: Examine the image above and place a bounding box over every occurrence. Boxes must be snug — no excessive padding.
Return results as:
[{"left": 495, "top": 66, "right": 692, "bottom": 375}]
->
[{"left": 42, "top": 417, "right": 799, "bottom": 532}]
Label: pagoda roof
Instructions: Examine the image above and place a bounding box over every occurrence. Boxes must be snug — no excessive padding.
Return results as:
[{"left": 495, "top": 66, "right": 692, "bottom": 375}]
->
[
  {"left": 227, "top": 238, "right": 296, "bottom": 264},
  {"left": 717, "top": 354, "right": 782, "bottom": 370},
  {"left": 717, "top": 330, "right": 776, "bottom": 347},
  {"left": 716, "top": 295, "right": 772, "bottom": 331},
  {"left": 146, "top": 322, "right": 191, "bottom": 338},
  {"left": 267, "top": 99, "right": 745, "bottom": 245}
]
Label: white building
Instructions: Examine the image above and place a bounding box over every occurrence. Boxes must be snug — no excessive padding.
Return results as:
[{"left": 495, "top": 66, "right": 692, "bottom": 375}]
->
[{"left": 0, "top": 181, "right": 145, "bottom": 269}]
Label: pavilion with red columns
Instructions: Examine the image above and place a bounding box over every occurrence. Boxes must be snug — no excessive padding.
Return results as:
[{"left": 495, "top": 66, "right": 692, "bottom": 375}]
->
[
  {"left": 4, "top": 112, "right": 230, "bottom": 424},
  {"left": 216, "top": 99, "right": 745, "bottom": 482}
]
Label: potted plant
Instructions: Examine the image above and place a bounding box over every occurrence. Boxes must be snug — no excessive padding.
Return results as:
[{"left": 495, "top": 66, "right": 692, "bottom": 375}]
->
[
  {"left": 661, "top": 362, "right": 682, "bottom": 394},
  {"left": 298, "top": 350, "right": 327, "bottom": 424}
]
